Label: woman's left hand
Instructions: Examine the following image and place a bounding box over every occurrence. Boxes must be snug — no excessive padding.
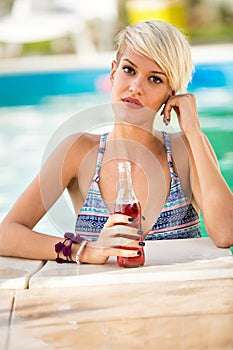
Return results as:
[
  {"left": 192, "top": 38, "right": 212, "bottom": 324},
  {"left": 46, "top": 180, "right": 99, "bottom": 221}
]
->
[
  {"left": 80, "top": 214, "right": 142, "bottom": 264},
  {"left": 161, "top": 93, "right": 201, "bottom": 135}
]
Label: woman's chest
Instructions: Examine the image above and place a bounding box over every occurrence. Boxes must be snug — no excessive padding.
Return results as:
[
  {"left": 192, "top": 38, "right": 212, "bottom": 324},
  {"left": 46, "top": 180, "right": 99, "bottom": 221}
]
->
[{"left": 98, "top": 154, "right": 172, "bottom": 215}]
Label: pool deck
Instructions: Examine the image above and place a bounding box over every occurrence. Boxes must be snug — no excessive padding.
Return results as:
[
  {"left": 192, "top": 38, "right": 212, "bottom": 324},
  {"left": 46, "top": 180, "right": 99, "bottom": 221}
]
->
[
  {"left": 1, "top": 238, "right": 233, "bottom": 349},
  {"left": 0, "top": 43, "right": 233, "bottom": 74}
]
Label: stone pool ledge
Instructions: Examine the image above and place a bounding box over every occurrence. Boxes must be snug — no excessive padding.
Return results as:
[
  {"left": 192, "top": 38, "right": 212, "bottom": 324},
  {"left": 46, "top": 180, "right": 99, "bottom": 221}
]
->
[{"left": 1, "top": 237, "right": 233, "bottom": 349}]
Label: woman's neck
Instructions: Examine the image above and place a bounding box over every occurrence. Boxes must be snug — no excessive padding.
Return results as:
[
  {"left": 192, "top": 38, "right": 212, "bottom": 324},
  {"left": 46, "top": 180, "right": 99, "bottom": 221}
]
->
[{"left": 109, "top": 122, "right": 159, "bottom": 146}]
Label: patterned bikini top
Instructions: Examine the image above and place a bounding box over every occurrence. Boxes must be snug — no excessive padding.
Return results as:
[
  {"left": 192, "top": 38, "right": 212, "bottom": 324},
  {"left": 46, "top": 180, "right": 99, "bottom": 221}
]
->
[{"left": 75, "top": 132, "right": 201, "bottom": 241}]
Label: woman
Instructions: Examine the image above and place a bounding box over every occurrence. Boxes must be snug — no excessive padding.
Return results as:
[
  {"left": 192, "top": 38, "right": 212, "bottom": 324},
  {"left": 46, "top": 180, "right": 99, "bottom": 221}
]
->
[{"left": 0, "top": 20, "right": 232, "bottom": 264}]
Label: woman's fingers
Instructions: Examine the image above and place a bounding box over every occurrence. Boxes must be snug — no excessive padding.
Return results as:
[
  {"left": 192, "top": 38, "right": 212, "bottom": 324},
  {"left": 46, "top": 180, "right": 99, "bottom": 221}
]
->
[
  {"left": 161, "top": 93, "right": 200, "bottom": 133},
  {"left": 105, "top": 246, "right": 141, "bottom": 258},
  {"left": 86, "top": 213, "right": 144, "bottom": 263},
  {"left": 162, "top": 95, "right": 181, "bottom": 123},
  {"left": 103, "top": 213, "right": 132, "bottom": 228},
  {"left": 85, "top": 241, "right": 142, "bottom": 264},
  {"left": 97, "top": 225, "right": 140, "bottom": 248}
]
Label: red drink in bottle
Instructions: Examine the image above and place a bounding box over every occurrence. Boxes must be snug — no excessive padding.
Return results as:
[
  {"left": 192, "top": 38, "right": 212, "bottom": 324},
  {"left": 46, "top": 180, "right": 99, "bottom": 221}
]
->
[{"left": 114, "top": 162, "right": 145, "bottom": 268}]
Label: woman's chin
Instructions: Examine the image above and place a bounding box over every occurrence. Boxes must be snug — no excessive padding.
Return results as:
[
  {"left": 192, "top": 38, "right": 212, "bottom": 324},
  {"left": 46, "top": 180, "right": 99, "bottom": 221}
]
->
[{"left": 112, "top": 103, "right": 156, "bottom": 125}]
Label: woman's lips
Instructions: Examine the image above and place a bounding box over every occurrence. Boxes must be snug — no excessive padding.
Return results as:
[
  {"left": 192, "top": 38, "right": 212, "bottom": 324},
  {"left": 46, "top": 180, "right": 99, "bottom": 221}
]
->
[{"left": 122, "top": 97, "right": 143, "bottom": 109}]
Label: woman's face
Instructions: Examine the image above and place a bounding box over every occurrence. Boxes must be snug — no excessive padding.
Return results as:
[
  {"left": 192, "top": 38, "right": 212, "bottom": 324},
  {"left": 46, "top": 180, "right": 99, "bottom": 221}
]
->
[{"left": 110, "top": 45, "right": 172, "bottom": 121}]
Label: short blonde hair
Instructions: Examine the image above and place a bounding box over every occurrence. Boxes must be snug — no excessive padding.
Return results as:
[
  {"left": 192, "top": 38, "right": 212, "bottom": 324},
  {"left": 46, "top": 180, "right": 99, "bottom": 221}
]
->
[{"left": 115, "top": 20, "right": 194, "bottom": 93}]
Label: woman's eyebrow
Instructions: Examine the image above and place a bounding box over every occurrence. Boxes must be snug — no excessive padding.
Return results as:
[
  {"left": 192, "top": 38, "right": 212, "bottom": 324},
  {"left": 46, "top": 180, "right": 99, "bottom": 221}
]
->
[{"left": 122, "top": 58, "right": 166, "bottom": 76}]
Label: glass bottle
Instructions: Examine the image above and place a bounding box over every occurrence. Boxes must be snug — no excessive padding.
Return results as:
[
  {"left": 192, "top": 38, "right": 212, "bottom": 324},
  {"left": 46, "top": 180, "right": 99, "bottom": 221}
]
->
[{"left": 114, "top": 161, "right": 145, "bottom": 268}]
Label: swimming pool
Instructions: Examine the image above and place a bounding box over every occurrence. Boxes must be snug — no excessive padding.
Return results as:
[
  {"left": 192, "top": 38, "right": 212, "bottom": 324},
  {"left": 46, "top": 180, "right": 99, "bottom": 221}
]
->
[{"left": 0, "top": 59, "right": 232, "bottom": 238}]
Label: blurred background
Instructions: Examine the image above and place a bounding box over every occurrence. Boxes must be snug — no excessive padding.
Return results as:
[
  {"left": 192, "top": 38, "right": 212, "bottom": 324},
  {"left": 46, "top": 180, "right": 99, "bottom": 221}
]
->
[
  {"left": 0, "top": 0, "right": 232, "bottom": 238},
  {"left": 0, "top": 0, "right": 232, "bottom": 56}
]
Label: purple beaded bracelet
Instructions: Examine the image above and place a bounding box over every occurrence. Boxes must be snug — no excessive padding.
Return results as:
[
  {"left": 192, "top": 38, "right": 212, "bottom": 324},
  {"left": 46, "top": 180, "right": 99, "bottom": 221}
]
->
[{"left": 55, "top": 232, "right": 84, "bottom": 264}]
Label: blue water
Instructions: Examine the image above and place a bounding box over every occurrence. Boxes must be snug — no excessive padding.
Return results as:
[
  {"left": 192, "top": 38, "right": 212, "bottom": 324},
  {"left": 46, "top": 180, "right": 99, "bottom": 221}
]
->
[
  {"left": 0, "top": 62, "right": 232, "bottom": 108},
  {"left": 0, "top": 68, "right": 110, "bottom": 107},
  {"left": 0, "top": 62, "right": 232, "bottom": 246}
]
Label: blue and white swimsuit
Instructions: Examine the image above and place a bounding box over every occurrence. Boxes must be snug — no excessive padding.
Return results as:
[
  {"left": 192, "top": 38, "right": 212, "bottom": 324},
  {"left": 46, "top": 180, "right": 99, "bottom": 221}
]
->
[{"left": 75, "top": 132, "right": 201, "bottom": 240}]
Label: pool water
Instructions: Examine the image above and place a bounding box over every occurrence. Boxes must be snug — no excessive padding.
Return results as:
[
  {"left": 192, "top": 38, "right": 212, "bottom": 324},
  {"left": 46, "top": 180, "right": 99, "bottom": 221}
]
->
[{"left": 0, "top": 92, "right": 112, "bottom": 235}]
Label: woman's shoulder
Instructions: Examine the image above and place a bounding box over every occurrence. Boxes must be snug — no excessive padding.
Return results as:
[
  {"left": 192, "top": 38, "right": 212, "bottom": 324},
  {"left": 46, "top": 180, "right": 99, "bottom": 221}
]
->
[
  {"left": 71, "top": 132, "right": 101, "bottom": 148},
  {"left": 52, "top": 132, "right": 102, "bottom": 185},
  {"left": 62, "top": 132, "right": 102, "bottom": 167},
  {"left": 46, "top": 132, "right": 101, "bottom": 168},
  {"left": 58, "top": 132, "right": 101, "bottom": 155}
]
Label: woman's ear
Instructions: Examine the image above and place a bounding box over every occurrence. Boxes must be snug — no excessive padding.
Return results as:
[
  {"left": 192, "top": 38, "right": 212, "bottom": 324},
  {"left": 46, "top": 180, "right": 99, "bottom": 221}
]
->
[{"left": 110, "top": 60, "right": 117, "bottom": 84}]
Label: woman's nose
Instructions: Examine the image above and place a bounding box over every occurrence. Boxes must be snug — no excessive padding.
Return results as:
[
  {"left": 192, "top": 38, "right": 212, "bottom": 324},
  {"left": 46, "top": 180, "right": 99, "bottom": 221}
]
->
[{"left": 129, "top": 76, "right": 143, "bottom": 94}]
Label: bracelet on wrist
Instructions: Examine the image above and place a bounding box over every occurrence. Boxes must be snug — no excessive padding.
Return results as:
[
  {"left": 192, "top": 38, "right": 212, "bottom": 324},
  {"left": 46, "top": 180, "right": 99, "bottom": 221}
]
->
[
  {"left": 54, "top": 232, "right": 84, "bottom": 264},
  {"left": 75, "top": 240, "right": 88, "bottom": 265}
]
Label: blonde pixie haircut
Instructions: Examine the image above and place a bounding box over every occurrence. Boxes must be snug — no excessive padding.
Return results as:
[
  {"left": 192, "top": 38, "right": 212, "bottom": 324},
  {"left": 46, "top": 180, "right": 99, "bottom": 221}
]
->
[{"left": 115, "top": 20, "right": 194, "bottom": 93}]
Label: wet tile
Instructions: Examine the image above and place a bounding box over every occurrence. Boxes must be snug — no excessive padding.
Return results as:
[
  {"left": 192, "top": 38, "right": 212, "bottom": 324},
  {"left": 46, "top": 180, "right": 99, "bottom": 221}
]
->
[
  {"left": 9, "top": 279, "right": 233, "bottom": 349},
  {"left": 0, "top": 257, "right": 45, "bottom": 289},
  {"left": 0, "top": 290, "right": 15, "bottom": 350}
]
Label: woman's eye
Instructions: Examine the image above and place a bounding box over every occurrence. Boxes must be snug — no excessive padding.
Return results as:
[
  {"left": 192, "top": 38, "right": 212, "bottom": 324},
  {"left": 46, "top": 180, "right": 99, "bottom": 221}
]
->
[
  {"left": 122, "top": 65, "right": 135, "bottom": 74},
  {"left": 150, "top": 76, "right": 163, "bottom": 84}
]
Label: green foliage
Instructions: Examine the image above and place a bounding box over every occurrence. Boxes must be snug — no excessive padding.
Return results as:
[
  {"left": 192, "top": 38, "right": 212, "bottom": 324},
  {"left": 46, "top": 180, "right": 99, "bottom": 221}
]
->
[{"left": 189, "top": 23, "right": 233, "bottom": 44}]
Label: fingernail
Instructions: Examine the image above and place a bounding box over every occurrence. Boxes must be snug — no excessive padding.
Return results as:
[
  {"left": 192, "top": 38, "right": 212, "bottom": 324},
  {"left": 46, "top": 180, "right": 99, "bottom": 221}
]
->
[
  {"left": 139, "top": 241, "right": 145, "bottom": 246},
  {"left": 128, "top": 217, "right": 135, "bottom": 222},
  {"left": 137, "top": 250, "right": 142, "bottom": 255},
  {"left": 163, "top": 117, "right": 168, "bottom": 126}
]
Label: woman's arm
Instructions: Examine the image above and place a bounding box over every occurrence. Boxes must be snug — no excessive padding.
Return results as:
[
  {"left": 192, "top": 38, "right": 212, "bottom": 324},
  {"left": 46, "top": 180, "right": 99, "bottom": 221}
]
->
[
  {"left": 163, "top": 93, "right": 233, "bottom": 247},
  {"left": 0, "top": 133, "right": 80, "bottom": 259},
  {"left": 0, "top": 133, "right": 141, "bottom": 262},
  {"left": 184, "top": 129, "right": 233, "bottom": 247}
]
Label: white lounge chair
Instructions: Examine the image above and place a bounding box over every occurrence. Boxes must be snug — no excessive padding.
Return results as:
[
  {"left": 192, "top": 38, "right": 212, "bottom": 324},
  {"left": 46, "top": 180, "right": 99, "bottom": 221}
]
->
[{"left": 0, "top": 0, "right": 95, "bottom": 56}]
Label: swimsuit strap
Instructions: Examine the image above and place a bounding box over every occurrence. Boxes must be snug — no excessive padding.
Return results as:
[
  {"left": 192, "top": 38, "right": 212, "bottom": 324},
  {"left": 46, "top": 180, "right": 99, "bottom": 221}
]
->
[
  {"left": 93, "top": 132, "right": 109, "bottom": 182},
  {"left": 161, "top": 131, "right": 176, "bottom": 178},
  {"left": 94, "top": 132, "right": 175, "bottom": 181}
]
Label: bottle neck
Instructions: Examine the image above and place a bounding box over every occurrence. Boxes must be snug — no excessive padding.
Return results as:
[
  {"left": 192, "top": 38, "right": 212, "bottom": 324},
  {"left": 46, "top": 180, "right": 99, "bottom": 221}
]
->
[
  {"left": 114, "top": 161, "right": 141, "bottom": 226},
  {"left": 116, "top": 164, "right": 137, "bottom": 203}
]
